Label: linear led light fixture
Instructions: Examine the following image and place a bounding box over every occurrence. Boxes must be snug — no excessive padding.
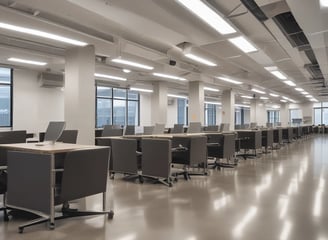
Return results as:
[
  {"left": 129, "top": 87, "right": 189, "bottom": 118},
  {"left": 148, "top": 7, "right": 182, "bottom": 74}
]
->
[
  {"left": 235, "top": 104, "right": 250, "bottom": 108},
  {"left": 217, "top": 76, "right": 242, "bottom": 84},
  {"left": 301, "top": 91, "right": 309, "bottom": 95},
  {"left": 130, "top": 87, "right": 153, "bottom": 93},
  {"left": 264, "top": 66, "right": 278, "bottom": 71},
  {"left": 306, "top": 95, "right": 313, "bottom": 98},
  {"left": 320, "top": 0, "right": 328, "bottom": 7},
  {"left": 228, "top": 36, "right": 258, "bottom": 53},
  {"left": 153, "top": 73, "right": 186, "bottom": 81},
  {"left": 241, "top": 95, "right": 253, "bottom": 99},
  {"left": 0, "top": 22, "right": 87, "bottom": 46},
  {"left": 270, "top": 71, "right": 287, "bottom": 80},
  {"left": 282, "top": 96, "right": 289, "bottom": 100},
  {"left": 295, "top": 88, "right": 304, "bottom": 91},
  {"left": 205, "top": 101, "right": 221, "bottom": 105},
  {"left": 112, "top": 58, "right": 154, "bottom": 70},
  {"left": 167, "top": 94, "right": 188, "bottom": 99},
  {"left": 8, "top": 57, "right": 47, "bottom": 66},
  {"left": 283, "top": 80, "right": 296, "bottom": 86},
  {"left": 280, "top": 99, "right": 288, "bottom": 103},
  {"left": 260, "top": 96, "right": 269, "bottom": 100},
  {"left": 269, "top": 93, "right": 279, "bottom": 97},
  {"left": 123, "top": 69, "right": 131, "bottom": 73},
  {"left": 185, "top": 53, "right": 217, "bottom": 66},
  {"left": 94, "top": 73, "right": 127, "bottom": 81},
  {"left": 251, "top": 88, "right": 266, "bottom": 94},
  {"left": 176, "top": 0, "right": 236, "bottom": 35},
  {"left": 310, "top": 98, "right": 319, "bottom": 102},
  {"left": 204, "top": 86, "right": 219, "bottom": 92}
]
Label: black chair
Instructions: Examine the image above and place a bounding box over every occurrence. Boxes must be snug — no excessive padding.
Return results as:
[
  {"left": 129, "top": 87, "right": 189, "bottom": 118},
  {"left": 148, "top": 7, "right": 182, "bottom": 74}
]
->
[
  {"left": 207, "top": 133, "right": 236, "bottom": 169},
  {"left": 110, "top": 138, "right": 141, "bottom": 181},
  {"left": 124, "top": 125, "right": 135, "bottom": 135},
  {"left": 0, "top": 130, "right": 26, "bottom": 221},
  {"left": 171, "top": 124, "right": 184, "bottom": 134},
  {"left": 143, "top": 126, "right": 154, "bottom": 135},
  {"left": 206, "top": 125, "right": 219, "bottom": 132},
  {"left": 16, "top": 147, "right": 113, "bottom": 233},
  {"left": 57, "top": 130, "right": 78, "bottom": 144},
  {"left": 102, "top": 125, "right": 123, "bottom": 137}
]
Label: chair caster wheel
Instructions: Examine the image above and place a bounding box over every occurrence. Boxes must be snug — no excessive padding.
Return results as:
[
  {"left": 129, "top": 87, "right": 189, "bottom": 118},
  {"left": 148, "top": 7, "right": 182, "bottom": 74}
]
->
[
  {"left": 108, "top": 211, "right": 114, "bottom": 220},
  {"left": 4, "top": 215, "right": 9, "bottom": 222},
  {"left": 49, "top": 222, "right": 55, "bottom": 230},
  {"left": 139, "top": 176, "right": 144, "bottom": 183},
  {"left": 18, "top": 227, "right": 23, "bottom": 234},
  {"left": 169, "top": 183, "right": 173, "bottom": 187}
]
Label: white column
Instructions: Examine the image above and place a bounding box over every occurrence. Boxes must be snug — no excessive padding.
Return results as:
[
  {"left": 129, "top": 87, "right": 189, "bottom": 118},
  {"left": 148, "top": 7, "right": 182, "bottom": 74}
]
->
[
  {"left": 280, "top": 103, "right": 289, "bottom": 127},
  {"left": 151, "top": 82, "right": 167, "bottom": 125},
  {"left": 250, "top": 100, "right": 267, "bottom": 127},
  {"left": 221, "top": 90, "right": 235, "bottom": 130},
  {"left": 64, "top": 45, "right": 95, "bottom": 145},
  {"left": 188, "top": 81, "right": 204, "bottom": 124}
]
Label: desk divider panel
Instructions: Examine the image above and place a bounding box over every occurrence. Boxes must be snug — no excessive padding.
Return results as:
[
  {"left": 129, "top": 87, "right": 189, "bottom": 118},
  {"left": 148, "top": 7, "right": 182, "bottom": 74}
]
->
[{"left": 7, "top": 151, "right": 51, "bottom": 215}]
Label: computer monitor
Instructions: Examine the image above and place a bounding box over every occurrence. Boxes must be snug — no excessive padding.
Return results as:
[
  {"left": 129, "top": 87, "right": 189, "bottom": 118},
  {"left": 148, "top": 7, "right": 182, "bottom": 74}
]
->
[{"left": 44, "top": 121, "right": 66, "bottom": 144}]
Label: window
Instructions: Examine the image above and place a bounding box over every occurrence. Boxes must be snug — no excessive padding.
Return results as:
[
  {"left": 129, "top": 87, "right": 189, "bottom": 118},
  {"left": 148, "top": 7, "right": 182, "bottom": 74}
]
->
[
  {"left": 177, "top": 98, "right": 188, "bottom": 125},
  {"left": 204, "top": 103, "right": 216, "bottom": 126},
  {"left": 96, "top": 85, "right": 139, "bottom": 128},
  {"left": 314, "top": 102, "right": 328, "bottom": 125},
  {"left": 289, "top": 109, "right": 302, "bottom": 125},
  {"left": 0, "top": 68, "right": 12, "bottom": 127},
  {"left": 267, "top": 110, "right": 280, "bottom": 124},
  {"left": 235, "top": 107, "right": 250, "bottom": 125}
]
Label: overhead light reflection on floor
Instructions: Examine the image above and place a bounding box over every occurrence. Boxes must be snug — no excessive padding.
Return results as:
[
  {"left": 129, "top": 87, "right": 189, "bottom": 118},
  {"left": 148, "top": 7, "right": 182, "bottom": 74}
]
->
[
  {"left": 213, "top": 194, "right": 231, "bottom": 211},
  {"left": 280, "top": 220, "right": 292, "bottom": 240},
  {"left": 233, "top": 206, "right": 258, "bottom": 237},
  {"left": 313, "top": 177, "right": 325, "bottom": 217}
]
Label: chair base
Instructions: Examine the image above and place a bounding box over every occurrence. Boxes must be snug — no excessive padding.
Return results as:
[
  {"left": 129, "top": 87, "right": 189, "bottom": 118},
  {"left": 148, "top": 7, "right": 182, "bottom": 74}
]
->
[
  {"left": 18, "top": 208, "right": 114, "bottom": 233},
  {"left": 139, "top": 175, "right": 174, "bottom": 187},
  {"left": 0, "top": 207, "right": 9, "bottom": 221}
]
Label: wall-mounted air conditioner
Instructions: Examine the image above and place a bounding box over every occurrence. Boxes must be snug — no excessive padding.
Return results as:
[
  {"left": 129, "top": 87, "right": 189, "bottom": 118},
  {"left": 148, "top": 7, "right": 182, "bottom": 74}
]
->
[{"left": 38, "top": 72, "right": 64, "bottom": 88}]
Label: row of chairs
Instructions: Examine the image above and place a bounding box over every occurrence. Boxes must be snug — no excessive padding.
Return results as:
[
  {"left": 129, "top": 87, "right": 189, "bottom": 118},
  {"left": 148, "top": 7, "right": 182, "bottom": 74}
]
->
[{"left": 100, "top": 122, "right": 231, "bottom": 137}]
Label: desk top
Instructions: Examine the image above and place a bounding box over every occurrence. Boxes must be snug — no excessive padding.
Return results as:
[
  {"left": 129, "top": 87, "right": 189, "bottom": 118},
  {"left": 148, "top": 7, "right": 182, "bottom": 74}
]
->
[{"left": 0, "top": 142, "right": 108, "bottom": 154}]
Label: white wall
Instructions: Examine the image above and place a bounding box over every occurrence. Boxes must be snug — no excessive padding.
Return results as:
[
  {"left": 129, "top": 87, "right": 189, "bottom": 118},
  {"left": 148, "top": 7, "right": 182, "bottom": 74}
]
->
[
  {"left": 140, "top": 93, "right": 151, "bottom": 126},
  {"left": 167, "top": 98, "right": 177, "bottom": 127},
  {"left": 13, "top": 69, "right": 64, "bottom": 134}
]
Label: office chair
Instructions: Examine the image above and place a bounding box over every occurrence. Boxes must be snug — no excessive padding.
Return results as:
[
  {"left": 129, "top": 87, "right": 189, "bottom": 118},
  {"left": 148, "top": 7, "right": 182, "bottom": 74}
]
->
[
  {"left": 57, "top": 130, "right": 78, "bottom": 144},
  {"left": 171, "top": 124, "right": 184, "bottom": 134},
  {"left": 207, "top": 133, "right": 236, "bottom": 170},
  {"left": 143, "top": 126, "right": 154, "bottom": 135},
  {"left": 110, "top": 138, "right": 141, "bottom": 181},
  {"left": 141, "top": 138, "right": 177, "bottom": 187},
  {"left": 153, "top": 123, "right": 165, "bottom": 134},
  {"left": 124, "top": 125, "right": 135, "bottom": 135},
  {"left": 187, "top": 122, "right": 202, "bottom": 133},
  {"left": 206, "top": 125, "right": 219, "bottom": 131},
  {"left": 0, "top": 130, "right": 27, "bottom": 221},
  {"left": 102, "top": 125, "right": 123, "bottom": 137},
  {"left": 15, "top": 147, "right": 113, "bottom": 233},
  {"left": 219, "top": 123, "right": 230, "bottom": 132}
]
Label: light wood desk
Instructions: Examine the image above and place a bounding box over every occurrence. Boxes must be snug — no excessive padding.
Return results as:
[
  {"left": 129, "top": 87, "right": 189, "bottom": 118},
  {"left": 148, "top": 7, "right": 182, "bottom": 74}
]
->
[{"left": 0, "top": 142, "right": 108, "bottom": 230}]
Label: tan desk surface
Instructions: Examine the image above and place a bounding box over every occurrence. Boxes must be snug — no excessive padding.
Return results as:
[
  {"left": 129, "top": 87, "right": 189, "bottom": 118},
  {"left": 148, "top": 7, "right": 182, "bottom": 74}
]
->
[
  {"left": 0, "top": 142, "right": 107, "bottom": 154},
  {"left": 96, "top": 133, "right": 209, "bottom": 140}
]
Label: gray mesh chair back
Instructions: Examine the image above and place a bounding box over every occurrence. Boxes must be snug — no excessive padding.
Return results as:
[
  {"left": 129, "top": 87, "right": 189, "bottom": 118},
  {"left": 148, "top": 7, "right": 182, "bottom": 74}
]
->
[
  {"left": 153, "top": 123, "right": 165, "bottom": 134},
  {"left": 141, "top": 138, "right": 171, "bottom": 179},
  {"left": 143, "top": 126, "right": 154, "bottom": 135},
  {"left": 187, "top": 122, "right": 202, "bottom": 133},
  {"left": 171, "top": 124, "right": 184, "bottom": 133},
  {"left": 124, "top": 125, "right": 135, "bottom": 135},
  {"left": 57, "top": 130, "right": 78, "bottom": 144},
  {"left": 206, "top": 125, "right": 219, "bottom": 131},
  {"left": 235, "top": 124, "right": 241, "bottom": 130},
  {"left": 266, "top": 123, "right": 273, "bottom": 128},
  {"left": 220, "top": 123, "right": 230, "bottom": 132},
  {"left": 250, "top": 122, "right": 257, "bottom": 129},
  {"left": 59, "top": 147, "right": 110, "bottom": 203},
  {"left": 102, "top": 125, "right": 123, "bottom": 137},
  {"left": 110, "top": 138, "right": 138, "bottom": 174}
]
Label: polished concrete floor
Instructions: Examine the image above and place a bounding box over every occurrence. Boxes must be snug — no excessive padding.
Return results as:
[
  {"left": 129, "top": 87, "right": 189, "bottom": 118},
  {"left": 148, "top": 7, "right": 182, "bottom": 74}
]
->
[{"left": 1, "top": 134, "right": 328, "bottom": 240}]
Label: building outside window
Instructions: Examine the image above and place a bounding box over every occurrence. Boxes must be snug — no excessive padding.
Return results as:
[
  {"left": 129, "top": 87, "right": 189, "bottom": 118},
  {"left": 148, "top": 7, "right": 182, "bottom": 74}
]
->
[
  {"left": 314, "top": 102, "right": 328, "bottom": 125},
  {"left": 177, "top": 98, "right": 188, "bottom": 125},
  {"left": 267, "top": 110, "right": 280, "bottom": 124},
  {"left": 96, "top": 85, "right": 139, "bottom": 128},
  {"left": 289, "top": 109, "right": 302, "bottom": 125},
  {"left": 204, "top": 103, "right": 216, "bottom": 126},
  {"left": 235, "top": 107, "right": 250, "bottom": 126},
  {"left": 0, "top": 68, "right": 12, "bottom": 127}
]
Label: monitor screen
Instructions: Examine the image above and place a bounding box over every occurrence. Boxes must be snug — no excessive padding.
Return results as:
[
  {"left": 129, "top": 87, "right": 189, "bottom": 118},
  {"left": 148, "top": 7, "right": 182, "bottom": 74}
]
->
[{"left": 44, "top": 121, "right": 66, "bottom": 143}]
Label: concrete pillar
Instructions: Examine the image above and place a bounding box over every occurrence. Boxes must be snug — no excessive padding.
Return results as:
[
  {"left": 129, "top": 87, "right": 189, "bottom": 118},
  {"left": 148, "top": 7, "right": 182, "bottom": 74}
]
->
[
  {"left": 188, "top": 81, "right": 204, "bottom": 124},
  {"left": 280, "top": 103, "right": 289, "bottom": 127},
  {"left": 151, "top": 82, "right": 167, "bottom": 125},
  {"left": 250, "top": 100, "right": 267, "bottom": 127},
  {"left": 64, "top": 45, "right": 95, "bottom": 144},
  {"left": 221, "top": 90, "right": 235, "bottom": 130}
]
